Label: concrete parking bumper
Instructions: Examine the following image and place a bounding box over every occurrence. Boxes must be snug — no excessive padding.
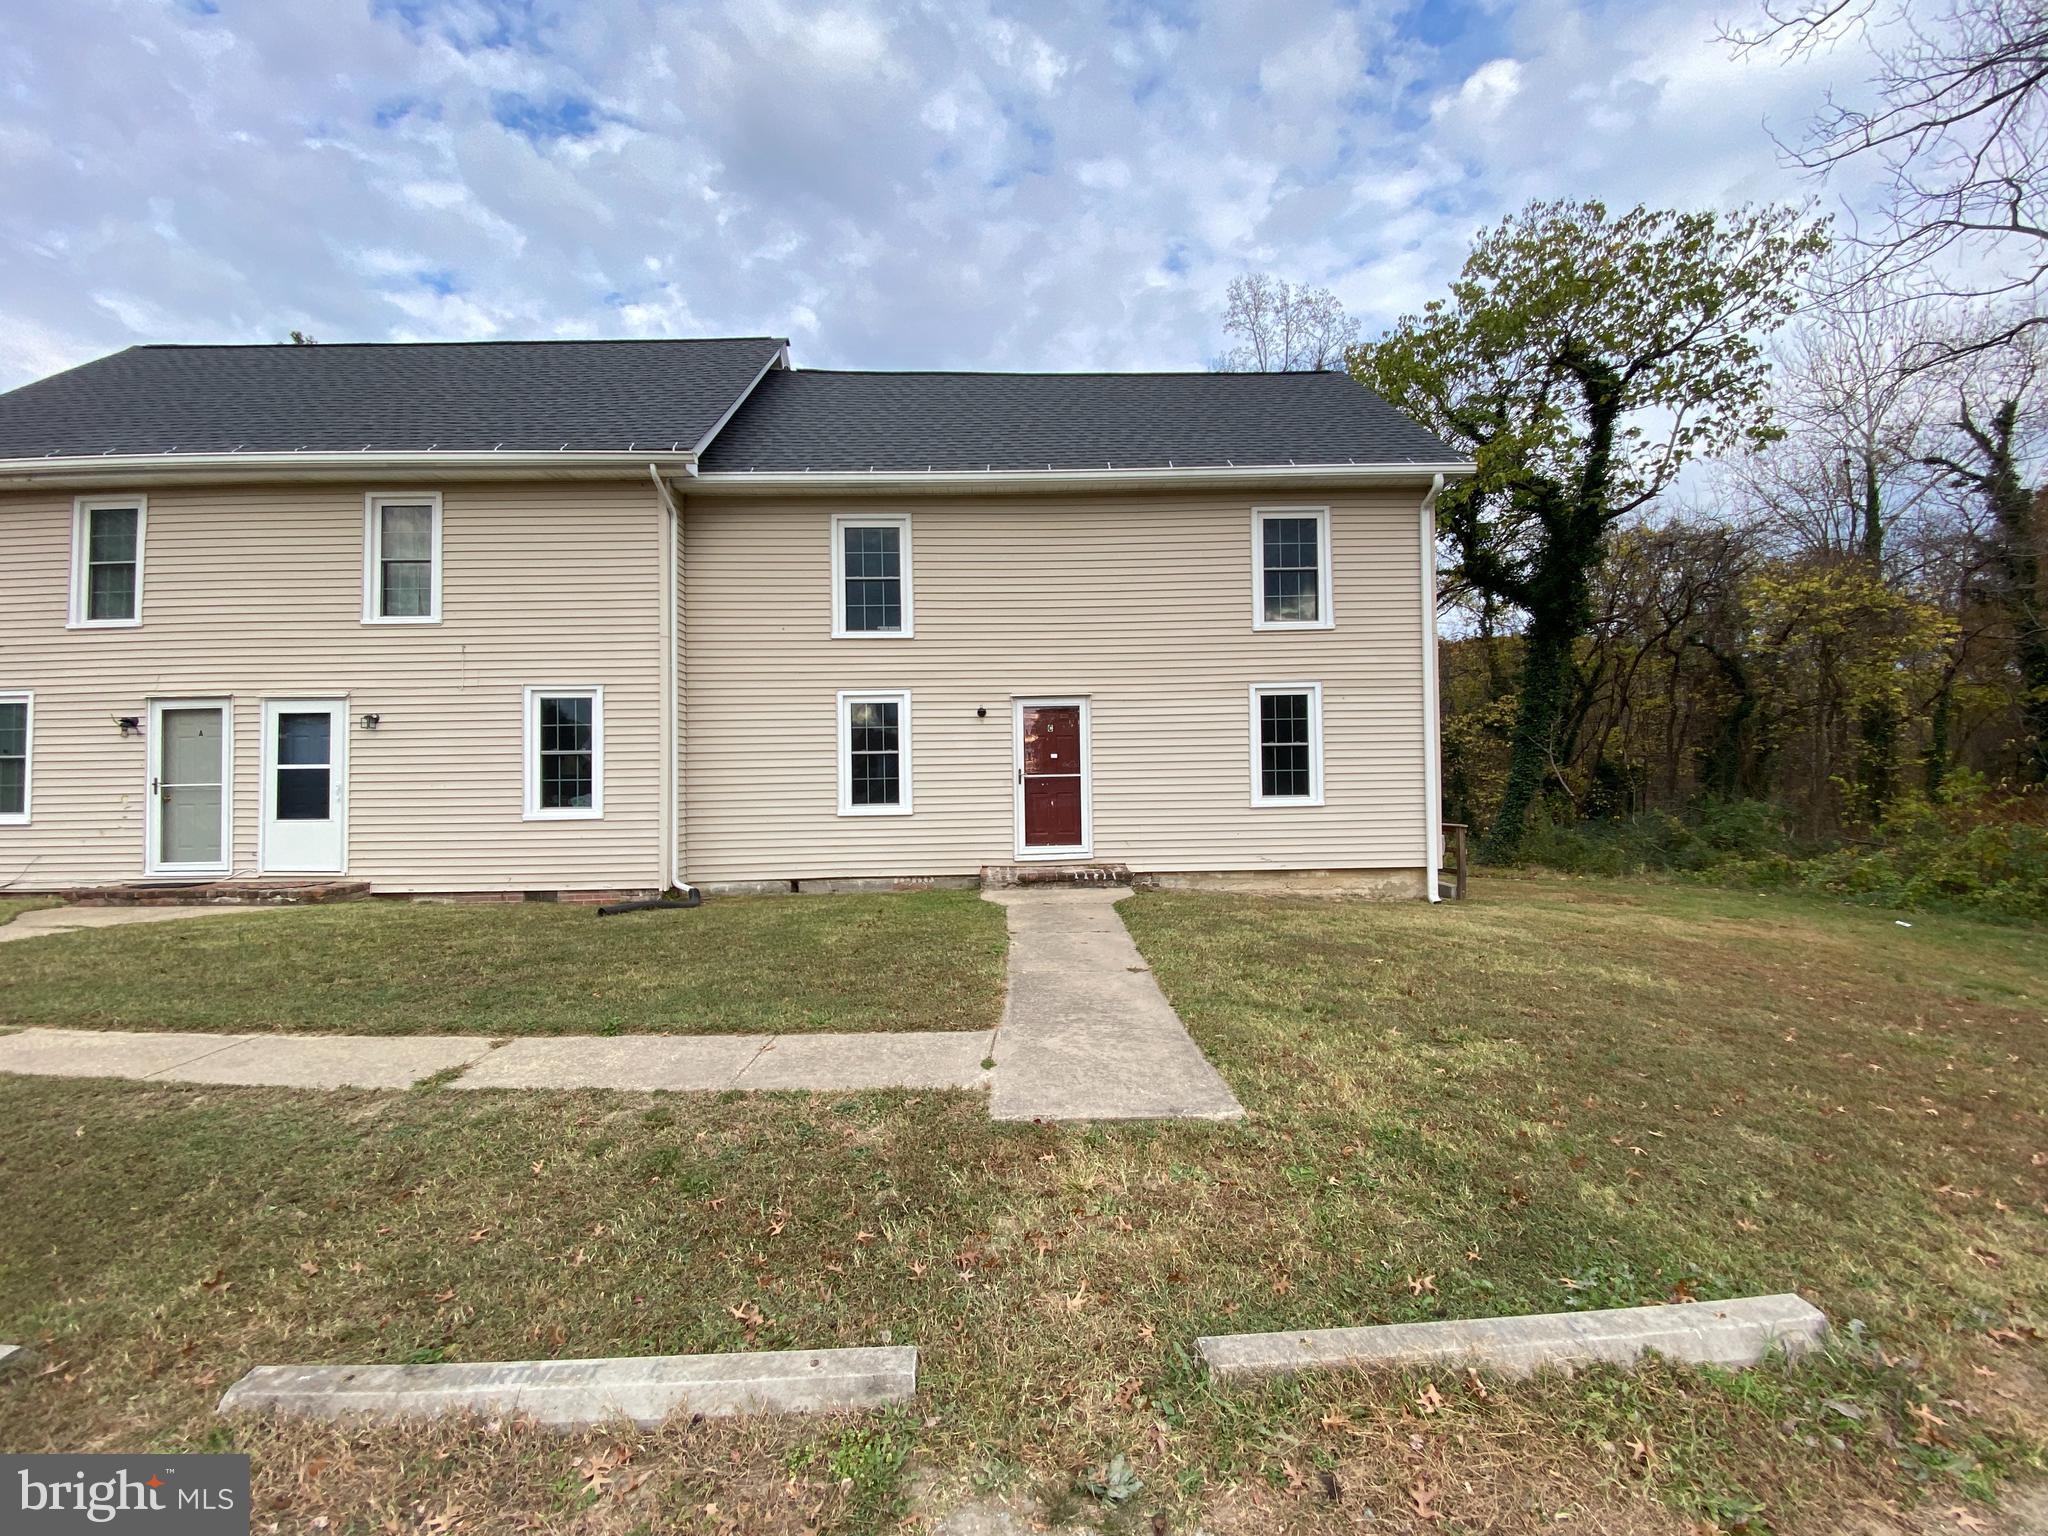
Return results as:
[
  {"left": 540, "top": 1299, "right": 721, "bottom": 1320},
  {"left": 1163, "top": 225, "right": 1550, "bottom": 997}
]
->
[
  {"left": 218, "top": 1346, "right": 918, "bottom": 1428},
  {"left": 1199, "top": 1295, "right": 1828, "bottom": 1383}
]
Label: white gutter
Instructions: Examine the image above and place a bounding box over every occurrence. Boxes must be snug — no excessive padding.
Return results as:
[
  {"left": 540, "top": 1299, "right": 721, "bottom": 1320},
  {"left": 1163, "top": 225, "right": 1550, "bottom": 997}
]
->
[
  {"left": 0, "top": 449, "right": 700, "bottom": 487},
  {"left": 648, "top": 463, "right": 693, "bottom": 897},
  {"left": 1420, "top": 472, "right": 1446, "bottom": 903},
  {"left": 691, "top": 461, "right": 1475, "bottom": 497}
]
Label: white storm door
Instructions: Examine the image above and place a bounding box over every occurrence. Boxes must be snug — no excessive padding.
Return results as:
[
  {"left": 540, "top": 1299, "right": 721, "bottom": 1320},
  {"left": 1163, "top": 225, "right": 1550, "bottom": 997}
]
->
[
  {"left": 148, "top": 699, "right": 232, "bottom": 876},
  {"left": 260, "top": 700, "right": 346, "bottom": 873}
]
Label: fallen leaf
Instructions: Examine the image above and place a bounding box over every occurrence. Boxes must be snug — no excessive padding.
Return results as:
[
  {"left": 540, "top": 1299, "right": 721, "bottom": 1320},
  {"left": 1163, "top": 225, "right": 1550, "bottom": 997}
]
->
[{"left": 1410, "top": 1477, "right": 1439, "bottom": 1523}]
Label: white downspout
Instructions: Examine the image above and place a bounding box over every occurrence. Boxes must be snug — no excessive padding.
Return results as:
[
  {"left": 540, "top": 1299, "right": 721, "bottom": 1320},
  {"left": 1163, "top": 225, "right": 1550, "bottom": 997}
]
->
[
  {"left": 649, "top": 463, "right": 693, "bottom": 896},
  {"left": 1420, "top": 473, "right": 1446, "bottom": 902}
]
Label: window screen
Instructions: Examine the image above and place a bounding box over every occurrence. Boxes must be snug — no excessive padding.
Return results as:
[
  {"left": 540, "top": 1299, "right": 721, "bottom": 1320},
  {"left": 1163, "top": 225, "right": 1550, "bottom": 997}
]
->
[
  {"left": 0, "top": 700, "right": 26, "bottom": 817},
  {"left": 86, "top": 506, "right": 140, "bottom": 621},
  {"left": 274, "top": 711, "right": 332, "bottom": 821},
  {"left": 1259, "top": 691, "right": 1314, "bottom": 800},
  {"left": 536, "top": 694, "right": 595, "bottom": 810},
  {"left": 846, "top": 698, "right": 901, "bottom": 806},
  {"left": 378, "top": 503, "right": 436, "bottom": 618},
  {"left": 1261, "top": 515, "right": 1321, "bottom": 624},
  {"left": 841, "top": 523, "right": 903, "bottom": 633}
]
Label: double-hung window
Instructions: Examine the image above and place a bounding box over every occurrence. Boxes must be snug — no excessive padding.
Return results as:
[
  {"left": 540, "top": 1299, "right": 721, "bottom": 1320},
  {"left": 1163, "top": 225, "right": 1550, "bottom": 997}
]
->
[
  {"left": 0, "top": 692, "right": 30, "bottom": 823},
  {"left": 524, "top": 687, "right": 603, "bottom": 819},
  {"left": 70, "top": 497, "right": 145, "bottom": 626},
  {"left": 1250, "top": 683, "right": 1323, "bottom": 806},
  {"left": 831, "top": 514, "right": 913, "bottom": 637},
  {"left": 1252, "top": 507, "right": 1333, "bottom": 630},
  {"left": 837, "top": 690, "right": 911, "bottom": 815},
  {"left": 364, "top": 493, "right": 442, "bottom": 622}
]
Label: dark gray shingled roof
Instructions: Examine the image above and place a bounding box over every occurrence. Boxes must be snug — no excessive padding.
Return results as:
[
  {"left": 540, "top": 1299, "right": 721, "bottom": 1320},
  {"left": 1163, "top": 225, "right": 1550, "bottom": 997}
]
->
[
  {"left": 695, "top": 367, "right": 1456, "bottom": 472},
  {"left": 0, "top": 337, "right": 787, "bottom": 459}
]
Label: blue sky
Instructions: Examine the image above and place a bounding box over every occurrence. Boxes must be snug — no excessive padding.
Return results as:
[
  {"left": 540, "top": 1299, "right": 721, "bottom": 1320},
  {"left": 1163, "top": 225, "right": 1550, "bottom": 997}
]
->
[{"left": 0, "top": 0, "right": 1880, "bottom": 389}]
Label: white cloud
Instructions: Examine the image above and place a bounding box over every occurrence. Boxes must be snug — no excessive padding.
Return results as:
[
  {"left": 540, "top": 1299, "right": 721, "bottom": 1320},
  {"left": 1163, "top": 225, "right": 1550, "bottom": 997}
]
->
[
  {"left": 0, "top": 0, "right": 1894, "bottom": 389},
  {"left": 1434, "top": 58, "right": 1524, "bottom": 122}
]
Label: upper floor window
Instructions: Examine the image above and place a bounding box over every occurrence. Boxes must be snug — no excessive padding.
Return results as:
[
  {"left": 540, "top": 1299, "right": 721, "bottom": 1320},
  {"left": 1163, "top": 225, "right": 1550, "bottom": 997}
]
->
[
  {"left": 524, "top": 686, "right": 603, "bottom": 819},
  {"left": 1252, "top": 507, "right": 1333, "bottom": 631},
  {"left": 364, "top": 493, "right": 442, "bottom": 623},
  {"left": 831, "top": 514, "right": 913, "bottom": 637},
  {"left": 1250, "top": 682, "right": 1324, "bottom": 806},
  {"left": 0, "top": 692, "right": 29, "bottom": 823},
  {"left": 70, "top": 497, "right": 145, "bottom": 626}
]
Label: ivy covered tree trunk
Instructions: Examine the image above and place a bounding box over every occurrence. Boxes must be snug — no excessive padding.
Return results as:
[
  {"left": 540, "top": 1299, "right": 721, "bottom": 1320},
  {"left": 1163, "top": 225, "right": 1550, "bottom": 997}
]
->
[
  {"left": 2006, "top": 480, "right": 2048, "bottom": 784},
  {"left": 1928, "top": 401, "right": 2048, "bottom": 784},
  {"left": 1923, "top": 671, "right": 1954, "bottom": 799},
  {"left": 1483, "top": 350, "right": 1619, "bottom": 862},
  {"left": 1696, "top": 643, "right": 1760, "bottom": 801},
  {"left": 1486, "top": 600, "right": 1577, "bottom": 860},
  {"left": 1852, "top": 452, "right": 1898, "bottom": 821}
]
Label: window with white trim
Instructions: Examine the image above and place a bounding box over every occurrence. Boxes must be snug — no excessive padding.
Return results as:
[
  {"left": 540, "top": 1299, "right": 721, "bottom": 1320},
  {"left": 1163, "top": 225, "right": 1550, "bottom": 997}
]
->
[
  {"left": 71, "top": 497, "right": 145, "bottom": 626},
  {"left": 838, "top": 690, "right": 911, "bottom": 815},
  {"left": 364, "top": 493, "right": 442, "bottom": 622},
  {"left": 524, "top": 687, "right": 603, "bottom": 819},
  {"left": 831, "top": 514, "right": 913, "bottom": 637},
  {"left": 1252, "top": 507, "right": 1333, "bottom": 630},
  {"left": 1250, "top": 683, "right": 1324, "bottom": 806},
  {"left": 0, "top": 691, "right": 30, "bottom": 823}
]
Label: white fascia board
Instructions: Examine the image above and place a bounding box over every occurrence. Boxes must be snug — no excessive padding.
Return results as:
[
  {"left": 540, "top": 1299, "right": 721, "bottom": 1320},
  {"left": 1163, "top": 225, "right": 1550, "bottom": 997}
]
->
[
  {"left": 690, "top": 461, "right": 1476, "bottom": 497},
  {"left": 689, "top": 344, "right": 791, "bottom": 458}
]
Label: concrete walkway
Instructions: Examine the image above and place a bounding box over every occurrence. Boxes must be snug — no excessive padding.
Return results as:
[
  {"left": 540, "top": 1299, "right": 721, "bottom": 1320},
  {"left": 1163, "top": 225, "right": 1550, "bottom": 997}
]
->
[
  {"left": 0, "top": 903, "right": 282, "bottom": 944},
  {"left": 0, "top": 886, "right": 1243, "bottom": 1121},
  {"left": 984, "top": 887, "right": 1243, "bottom": 1122},
  {"left": 0, "top": 1027, "right": 995, "bottom": 1093}
]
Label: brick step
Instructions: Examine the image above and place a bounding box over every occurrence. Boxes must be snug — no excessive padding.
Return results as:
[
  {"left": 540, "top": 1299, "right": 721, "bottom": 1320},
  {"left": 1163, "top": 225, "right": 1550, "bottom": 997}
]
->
[
  {"left": 979, "top": 862, "right": 1133, "bottom": 889},
  {"left": 57, "top": 879, "right": 371, "bottom": 907}
]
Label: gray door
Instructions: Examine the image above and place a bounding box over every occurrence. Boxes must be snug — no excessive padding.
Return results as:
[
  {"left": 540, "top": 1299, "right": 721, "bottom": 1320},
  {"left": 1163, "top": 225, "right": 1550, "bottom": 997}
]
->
[{"left": 158, "top": 706, "right": 226, "bottom": 868}]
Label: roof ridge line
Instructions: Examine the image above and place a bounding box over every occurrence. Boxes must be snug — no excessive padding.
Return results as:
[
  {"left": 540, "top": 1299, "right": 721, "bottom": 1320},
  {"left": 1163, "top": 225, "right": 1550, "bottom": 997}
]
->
[
  {"left": 131, "top": 336, "right": 792, "bottom": 351},
  {"left": 777, "top": 367, "right": 1351, "bottom": 379}
]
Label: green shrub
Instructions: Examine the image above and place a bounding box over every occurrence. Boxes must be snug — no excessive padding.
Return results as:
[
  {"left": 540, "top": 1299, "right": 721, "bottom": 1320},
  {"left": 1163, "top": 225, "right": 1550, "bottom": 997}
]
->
[
  {"left": 1516, "top": 801, "right": 1786, "bottom": 877},
  {"left": 1513, "top": 788, "right": 2048, "bottom": 922}
]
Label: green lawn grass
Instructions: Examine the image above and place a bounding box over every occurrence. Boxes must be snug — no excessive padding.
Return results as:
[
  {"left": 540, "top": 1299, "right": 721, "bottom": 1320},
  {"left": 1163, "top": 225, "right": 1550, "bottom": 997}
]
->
[
  {"left": 0, "top": 891, "right": 1006, "bottom": 1036},
  {"left": 0, "top": 876, "right": 2041, "bottom": 1535},
  {"left": 0, "top": 896, "right": 59, "bottom": 929}
]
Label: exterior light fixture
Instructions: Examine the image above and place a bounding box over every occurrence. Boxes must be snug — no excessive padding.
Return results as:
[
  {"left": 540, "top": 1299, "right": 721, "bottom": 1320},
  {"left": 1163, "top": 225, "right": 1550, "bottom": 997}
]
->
[
  {"left": 117, "top": 716, "right": 141, "bottom": 737},
  {"left": 359, "top": 713, "right": 381, "bottom": 730}
]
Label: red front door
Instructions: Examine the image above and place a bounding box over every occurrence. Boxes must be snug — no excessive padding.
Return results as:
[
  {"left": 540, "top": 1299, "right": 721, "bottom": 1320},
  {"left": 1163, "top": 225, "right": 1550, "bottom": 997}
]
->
[{"left": 1020, "top": 704, "right": 1084, "bottom": 849}]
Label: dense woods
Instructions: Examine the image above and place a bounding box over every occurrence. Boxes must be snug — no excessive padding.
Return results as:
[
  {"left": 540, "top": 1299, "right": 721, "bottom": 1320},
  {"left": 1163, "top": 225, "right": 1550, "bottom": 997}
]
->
[{"left": 1217, "top": 0, "right": 2048, "bottom": 913}]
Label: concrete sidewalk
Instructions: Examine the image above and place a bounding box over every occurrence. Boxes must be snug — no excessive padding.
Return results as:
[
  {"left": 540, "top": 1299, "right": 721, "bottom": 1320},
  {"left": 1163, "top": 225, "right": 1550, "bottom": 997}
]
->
[
  {"left": 0, "top": 1028, "right": 492, "bottom": 1089},
  {"left": 0, "top": 1027, "right": 995, "bottom": 1094},
  {"left": 984, "top": 887, "right": 1244, "bottom": 1122},
  {"left": 0, "top": 904, "right": 284, "bottom": 944}
]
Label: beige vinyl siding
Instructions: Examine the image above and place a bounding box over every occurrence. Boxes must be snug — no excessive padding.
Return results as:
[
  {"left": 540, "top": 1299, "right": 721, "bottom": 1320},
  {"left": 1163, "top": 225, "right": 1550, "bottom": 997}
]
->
[
  {"left": 0, "top": 481, "right": 664, "bottom": 892},
  {"left": 680, "top": 488, "right": 1430, "bottom": 883}
]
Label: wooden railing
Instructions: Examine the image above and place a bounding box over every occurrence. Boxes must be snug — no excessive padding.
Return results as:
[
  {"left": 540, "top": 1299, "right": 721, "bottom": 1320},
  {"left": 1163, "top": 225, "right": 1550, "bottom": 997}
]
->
[{"left": 1440, "top": 823, "right": 1469, "bottom": 901}]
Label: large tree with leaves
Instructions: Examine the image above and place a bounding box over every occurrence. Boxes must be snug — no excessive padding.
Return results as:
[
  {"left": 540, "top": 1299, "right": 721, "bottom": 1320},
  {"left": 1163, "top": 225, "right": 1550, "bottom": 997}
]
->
[{"left": 1352, "top": 200, "right": 1827, "bottom": 858}]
